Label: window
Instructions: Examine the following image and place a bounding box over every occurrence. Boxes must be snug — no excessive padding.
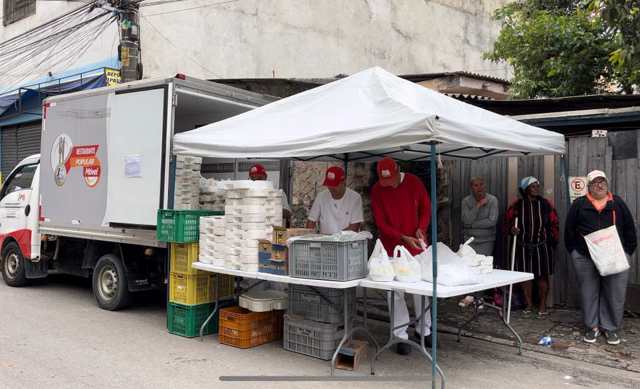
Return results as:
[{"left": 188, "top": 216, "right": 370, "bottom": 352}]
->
[
  {"left": 3, "top": 0, "right": 36, "bottom": 26},
  {"left": 0, "top": 163, "right": 36, "bottom": 200}
]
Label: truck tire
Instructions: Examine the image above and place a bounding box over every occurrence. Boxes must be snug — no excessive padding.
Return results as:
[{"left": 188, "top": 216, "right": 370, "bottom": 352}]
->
[
  {"left": 1, "top": 241, "right": 27, "bottom": 287},
  {"left": 92, "top": 254, "right": 131, "bottom": 311}
]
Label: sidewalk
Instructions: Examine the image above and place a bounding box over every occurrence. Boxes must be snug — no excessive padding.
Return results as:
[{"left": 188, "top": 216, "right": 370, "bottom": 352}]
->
[{"left": 437, "top": 298, "right": 640, "bottom": 373}]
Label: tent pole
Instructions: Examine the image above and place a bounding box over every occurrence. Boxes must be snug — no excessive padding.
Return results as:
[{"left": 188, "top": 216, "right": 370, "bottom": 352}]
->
[{"left": 430, "top": 143, "right": 438, "bottom": 389}]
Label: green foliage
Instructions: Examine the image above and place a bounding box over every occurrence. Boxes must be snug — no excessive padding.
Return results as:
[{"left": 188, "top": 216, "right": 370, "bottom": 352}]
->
[
  {"left": 592, "top": 0, "right": 640, "bottom": 92},
  {"left": 486, "top": 0, "right": 638, "bottom": 98}
]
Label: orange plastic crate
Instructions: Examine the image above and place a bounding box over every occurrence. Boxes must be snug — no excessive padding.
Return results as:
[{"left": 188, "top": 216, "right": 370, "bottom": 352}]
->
[{"left": 218, "top": 306, "right": 283, "bottom": 349}]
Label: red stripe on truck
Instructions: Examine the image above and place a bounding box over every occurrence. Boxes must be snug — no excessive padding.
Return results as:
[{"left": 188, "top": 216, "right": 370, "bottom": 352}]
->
[{"left": 0, "top": 229, "right": 32, "bottom": 258}]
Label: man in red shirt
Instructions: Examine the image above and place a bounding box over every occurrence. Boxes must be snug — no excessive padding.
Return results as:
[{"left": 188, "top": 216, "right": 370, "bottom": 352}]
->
[{"left": 371, "top": 157, "right": 432, "bottom": 355}]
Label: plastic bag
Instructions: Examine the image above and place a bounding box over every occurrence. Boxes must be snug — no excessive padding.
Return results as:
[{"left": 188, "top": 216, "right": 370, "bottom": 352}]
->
[
  {"left": 420, "top": 242, "right": 480, "bottom": 286},
  {"left": 367, "top": 239, "right": 395, "bottom": 281},
  {"left": 391, "top": 245, "right": 421, "bottom": 283},
  {"left": 584, "top": 225, "right": 630, "bottom": 276}
]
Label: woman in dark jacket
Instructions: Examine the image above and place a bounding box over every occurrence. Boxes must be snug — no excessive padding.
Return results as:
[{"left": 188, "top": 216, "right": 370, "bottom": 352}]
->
[
  {"left": 565, "top": 170, "right": 637, "bottom": 345},
  {"left": 505, "top": 176, "right": 559, "bottom": 317}
]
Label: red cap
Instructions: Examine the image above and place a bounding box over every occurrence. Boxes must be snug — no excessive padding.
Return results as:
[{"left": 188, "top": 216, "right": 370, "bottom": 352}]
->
[
  {"left": 377, "top": 157, "right": 399, "bottom": 186},
  {"left": 322, "top": 166, "right": 345, "bottom": 188},
  {"left": 249, "top": 164, "right": 267, "bottom": 179}
]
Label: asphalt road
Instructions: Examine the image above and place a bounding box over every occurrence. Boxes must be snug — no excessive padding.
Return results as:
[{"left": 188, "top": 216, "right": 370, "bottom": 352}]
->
[{"left": 1, "top": 275, "right": 639, "bottom": 389}]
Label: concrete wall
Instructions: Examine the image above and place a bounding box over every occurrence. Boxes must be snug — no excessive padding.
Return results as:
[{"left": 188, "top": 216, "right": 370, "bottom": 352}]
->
[{"left": 1, "top": 0, "right": 511, "bottom": 87}]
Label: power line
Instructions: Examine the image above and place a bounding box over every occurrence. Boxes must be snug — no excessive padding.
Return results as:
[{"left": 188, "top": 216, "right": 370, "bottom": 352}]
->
[{"left": 141, "top": 0, "right": 238, "bottom": 16}]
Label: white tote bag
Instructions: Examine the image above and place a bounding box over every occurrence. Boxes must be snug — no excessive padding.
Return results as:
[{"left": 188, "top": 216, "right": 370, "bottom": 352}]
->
[
  {"left": 391, "top": 245, "right": 421, "bottom": 283},
  {"left": 367, "top": 239, "right": 395, "bottom": 282},
  {"left": 583, "top": 225, "right": 630, "bottom": 276}
]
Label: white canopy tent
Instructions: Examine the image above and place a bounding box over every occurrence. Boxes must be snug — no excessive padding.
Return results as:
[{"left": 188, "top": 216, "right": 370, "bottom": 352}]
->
[
  {"left": 174, "top": 67, "right": 564, "bottom": 160},
  {"left": 174, "top": 67, "right": 566, "bottom": 389}
]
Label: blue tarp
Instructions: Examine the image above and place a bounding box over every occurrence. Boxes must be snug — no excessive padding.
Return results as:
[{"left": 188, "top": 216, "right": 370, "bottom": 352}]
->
[{"left": 0, "top": 74, "right": 106, "bottom": 126}]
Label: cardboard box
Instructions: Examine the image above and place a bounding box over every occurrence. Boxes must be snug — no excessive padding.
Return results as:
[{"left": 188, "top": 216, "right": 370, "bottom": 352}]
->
[{"left": 272, "top": 227, "right": 314, "bottom": 245}]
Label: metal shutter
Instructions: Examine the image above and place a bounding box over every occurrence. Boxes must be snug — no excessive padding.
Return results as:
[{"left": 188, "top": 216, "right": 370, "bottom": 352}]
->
[{"left": 1, "top": 123, "right": 41, "bottom": 179}]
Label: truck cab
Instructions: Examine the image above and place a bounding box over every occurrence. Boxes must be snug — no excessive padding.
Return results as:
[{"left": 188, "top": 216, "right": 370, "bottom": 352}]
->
[{"left": 0, "top": 154, "right": 42, "bottom": 286}]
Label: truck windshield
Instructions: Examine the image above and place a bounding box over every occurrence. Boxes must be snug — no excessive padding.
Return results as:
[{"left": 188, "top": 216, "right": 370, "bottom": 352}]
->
[{"left": 1, "top": 164, "right": 37, "bottom": 199}]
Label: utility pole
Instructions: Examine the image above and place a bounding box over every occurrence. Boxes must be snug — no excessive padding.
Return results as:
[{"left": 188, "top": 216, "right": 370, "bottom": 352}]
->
[
  {"left": 95, "top": 0, "right": 142, "bottom": 82},
  {"left": 116, "top": 0, "right": 142, "bottom": 82}
]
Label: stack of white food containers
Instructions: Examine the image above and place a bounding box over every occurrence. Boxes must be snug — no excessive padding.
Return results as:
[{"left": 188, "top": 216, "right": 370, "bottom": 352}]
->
[
  {"left": 199, "top": 178, "right": 226, "bottom": 211},
  {"left": 267, "top": 189, "right": 284, "bottom": 227},
  {"left": 174, "top": 155, "right": 202, "bottom": 210},
  {"left": 198, "top": 216, "right": 226, "bottom": 266},
  {"left": 223, "top": 180, "right": 275, "bottom": 272}
]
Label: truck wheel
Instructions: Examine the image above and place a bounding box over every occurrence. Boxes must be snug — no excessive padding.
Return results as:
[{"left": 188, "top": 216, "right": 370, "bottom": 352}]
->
[
  {"left": 1, "top": 241, "right": 27, "bottom": 287},
  {"left": 92, "top": 254, "right": 131, "bottom": 311}
]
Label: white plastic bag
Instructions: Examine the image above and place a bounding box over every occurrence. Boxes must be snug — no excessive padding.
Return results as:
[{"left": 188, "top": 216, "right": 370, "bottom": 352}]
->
[
  {"left": 420, "top": 242, "right": 480, "bottom": 286},
  {"left": 584, "top": 225, "right": 630, "bottom": 276},
  {"left": 367, "top": 239, "right": 395, "bottom": 282},
  {"left": 391, "top": 245, "right": 421, "bottom": 283}
]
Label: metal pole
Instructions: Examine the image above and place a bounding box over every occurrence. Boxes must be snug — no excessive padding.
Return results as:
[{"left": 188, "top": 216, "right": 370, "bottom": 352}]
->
[
  {"left": 507, "top": 217, "right": 518, "bottom": 324},
  {"left": 430, "top": 143, "right": 438, "bottom": 389}
]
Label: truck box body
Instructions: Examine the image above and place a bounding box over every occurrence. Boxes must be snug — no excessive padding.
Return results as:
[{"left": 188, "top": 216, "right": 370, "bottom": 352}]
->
[{"left": 38, "top": 77, "right": 275, "bottom": 248}]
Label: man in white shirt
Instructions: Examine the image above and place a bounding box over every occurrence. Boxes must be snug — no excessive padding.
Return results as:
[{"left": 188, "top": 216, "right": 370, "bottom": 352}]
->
[{"left": 306, "top": 166, "right": 363, "bottom": 234}]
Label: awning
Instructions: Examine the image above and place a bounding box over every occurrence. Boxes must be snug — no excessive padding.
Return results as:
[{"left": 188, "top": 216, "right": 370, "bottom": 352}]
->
[{"left": 174, "top": 67, "right": 565, "bottom": 161}]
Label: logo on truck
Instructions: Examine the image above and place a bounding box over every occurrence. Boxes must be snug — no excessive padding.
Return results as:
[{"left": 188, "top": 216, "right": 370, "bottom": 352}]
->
[{"left": 51, "top": 134, "right": 102, "bottom": 188}]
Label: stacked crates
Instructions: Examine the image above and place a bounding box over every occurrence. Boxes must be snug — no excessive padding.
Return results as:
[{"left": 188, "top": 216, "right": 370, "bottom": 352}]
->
[
  {"left": 158, "top": 209, "right": 234, "bottom": 337},
  {"left": 283, "top": 285, "right": 355, "bottom": 360}
]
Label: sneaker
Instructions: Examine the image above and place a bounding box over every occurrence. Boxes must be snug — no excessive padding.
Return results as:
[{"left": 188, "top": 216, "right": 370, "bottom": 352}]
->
[
  {"left": 604, "top": 331, "right": 621, "bottom": 345},
  {"left": 583, "top": 328, "right": 600, "bottom": 344},
  {"left": 395, "top": 342, "right": 411, "bottom": 355}
]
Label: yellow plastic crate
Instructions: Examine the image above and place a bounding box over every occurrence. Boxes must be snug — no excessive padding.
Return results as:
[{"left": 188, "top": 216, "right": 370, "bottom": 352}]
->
[
  {"left": 170, "top": 243, "right": 200, "bottom": 275},
  {"left": 170, "top": 273, "right": 235, "bottom": 305}
]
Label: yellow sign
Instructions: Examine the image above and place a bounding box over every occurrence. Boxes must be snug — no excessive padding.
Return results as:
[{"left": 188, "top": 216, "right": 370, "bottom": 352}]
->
[{"left": 104, "top": 68, "right": 121, "bottom": 87}]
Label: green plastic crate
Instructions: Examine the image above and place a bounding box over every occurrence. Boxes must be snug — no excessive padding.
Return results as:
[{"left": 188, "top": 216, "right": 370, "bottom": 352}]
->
[
  {"left": 156, "top": 210, "right": 222, "bottom": 243},
  {"left": 167, "top": 301, "right": 229, "bottom": 338}
]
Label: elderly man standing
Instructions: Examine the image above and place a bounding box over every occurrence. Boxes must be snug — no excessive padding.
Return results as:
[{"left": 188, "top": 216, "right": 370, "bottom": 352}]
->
[
  {"left": 306, "top": 166, "right": 363, "bottom": 234},
  {"left": 461, "top": 176, "right": 499, "bottom": 256},
  {"left": 371, "top": 157, "right": 431, "bottom": 355},
  {"left": 459, "top": 177, "right": 498, "bottom": 307},
  {"left": 565, "top": 170, "right": 637, "bottom": 345}
]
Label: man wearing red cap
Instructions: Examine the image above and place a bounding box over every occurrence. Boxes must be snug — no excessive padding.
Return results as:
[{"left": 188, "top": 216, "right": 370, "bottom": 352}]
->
[
  {"left": 307, "top": 166, "right": 363, "bottom": 234},
  {"left": 371, "top": 157, "right": 432, "bottom": 355},
  {"left": 249, "top": 163, "right": 291, "bottom": 223}
]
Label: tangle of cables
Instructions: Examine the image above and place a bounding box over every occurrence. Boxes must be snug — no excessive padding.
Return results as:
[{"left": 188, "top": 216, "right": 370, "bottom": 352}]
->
[{"left": 0, "top": 1, "right": 117, "bottom": 91}]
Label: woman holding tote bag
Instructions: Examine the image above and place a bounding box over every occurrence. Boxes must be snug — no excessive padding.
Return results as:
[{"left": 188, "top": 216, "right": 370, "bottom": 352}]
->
[{"left": 565, "top": 170, "right": 637, "bottom": 345}]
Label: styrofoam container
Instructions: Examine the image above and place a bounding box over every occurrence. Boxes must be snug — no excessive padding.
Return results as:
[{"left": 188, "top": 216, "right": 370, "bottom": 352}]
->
[
  {"left": 244, "top": 239, "right": 260, "bottom": 248},
  {"left": 199, "top": 256, "right": 213, "bottom": 264},
  {"left": 212, "top": 258, "right": 225, "bottom": 267},
  {"left": 245, "top": 230, "right": 269, "bottom": 240},
  {"left": 226, "top": 190, "right": 244, "bottom": 199},
  {"left": 244, "top": 189, "right": 271, "bottom": 198},
  {"left": 240, "top": 222, "right": 268, "bottom": 231},
  {"left": 240, "top": 264, "right": 259, "bottom": 272},
  {"left": 238, "top": 205, "right": 267, "bottom": 214},
  {"left": 239, "top": 289, "right": 288, "bottom": 312},
  {"left": 240, "top": 214, "right": 267, "bottom": 223},
  {"left": 232, "top": 180, "right": 273, "bottom": 190},
  {"left": 239, "top": 198, "right": 270, "bottom": 206},
  {"left": 213, "top": 236, "right": 226, "bottom": 244}
]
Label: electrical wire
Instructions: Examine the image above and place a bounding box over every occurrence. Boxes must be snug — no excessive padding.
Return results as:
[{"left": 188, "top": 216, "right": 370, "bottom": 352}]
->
[
  {"left": 0, "top": 7, "right": 116, "bottom": 91},
  {"left": 141, "top": 0, "right": 238, "bottom": 16}
]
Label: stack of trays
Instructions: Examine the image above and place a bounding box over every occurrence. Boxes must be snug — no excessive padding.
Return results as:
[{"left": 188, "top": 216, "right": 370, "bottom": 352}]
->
[{"left": 174, "top": 155, "right": 202, "bottom": 210}]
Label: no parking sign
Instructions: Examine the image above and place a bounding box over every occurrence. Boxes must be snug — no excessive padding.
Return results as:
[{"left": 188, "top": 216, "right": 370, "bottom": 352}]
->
[{"left": 569, "top": 176, "right": 588, "bottom": 202}]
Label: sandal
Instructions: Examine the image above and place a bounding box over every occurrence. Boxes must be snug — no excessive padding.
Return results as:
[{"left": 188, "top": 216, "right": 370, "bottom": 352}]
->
[
  {"left": 523, "top": 307, "right": 533, "bottom": 315},
  {"left": 537, "top": 310, "right": 550, "bottom": 318}
]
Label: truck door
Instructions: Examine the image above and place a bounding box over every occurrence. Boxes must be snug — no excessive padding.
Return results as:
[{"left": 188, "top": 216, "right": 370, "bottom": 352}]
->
[{"left": 0, "top": 163, "right": 38, "bottom": 258}]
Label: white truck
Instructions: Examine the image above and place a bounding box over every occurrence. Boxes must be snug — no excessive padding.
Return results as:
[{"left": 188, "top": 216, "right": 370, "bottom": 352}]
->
[{"left": 0, "top": 76, "right": 273, "bottom": 310}]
